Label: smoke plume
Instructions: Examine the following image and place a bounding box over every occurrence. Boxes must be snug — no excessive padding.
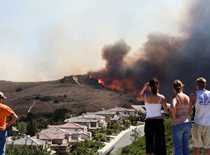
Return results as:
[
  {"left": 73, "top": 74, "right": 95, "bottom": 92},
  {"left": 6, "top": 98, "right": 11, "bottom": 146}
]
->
[
  {"left": 92, "top": 0, "right": 210, "bottom": 96},
  {"left": 102, "top": 40, "right": 130, "bottom": 80}
]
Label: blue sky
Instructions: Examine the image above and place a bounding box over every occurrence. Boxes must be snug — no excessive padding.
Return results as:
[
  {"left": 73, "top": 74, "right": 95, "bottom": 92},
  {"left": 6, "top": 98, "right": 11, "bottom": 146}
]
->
[{"left": 0, "top": 0, "right": 183, "bottom": 81}]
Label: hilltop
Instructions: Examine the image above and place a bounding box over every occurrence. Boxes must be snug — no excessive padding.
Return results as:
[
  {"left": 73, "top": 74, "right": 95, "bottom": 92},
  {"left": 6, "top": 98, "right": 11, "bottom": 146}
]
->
[{"left": 0, "top": 75, "right": 138, "bottom": 117}]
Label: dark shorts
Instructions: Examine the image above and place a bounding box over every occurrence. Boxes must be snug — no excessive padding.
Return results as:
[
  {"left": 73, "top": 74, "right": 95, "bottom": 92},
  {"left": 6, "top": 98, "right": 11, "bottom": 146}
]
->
[
  {"left": 0, "top": 130, "right": 7, "bottom": 155},
  {"left": 144, "top": 118, "right": 166, "bottom": 155}
]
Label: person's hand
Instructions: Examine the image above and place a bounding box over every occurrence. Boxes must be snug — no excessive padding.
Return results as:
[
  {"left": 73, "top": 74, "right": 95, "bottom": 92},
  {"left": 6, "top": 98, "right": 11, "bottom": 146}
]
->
[
  {"left": 0, "top": 125, "right": 6, "bottom": 131},
  {"left": 144, "top": 82, "right": 149, "bottom": 88},
  {"left": 6, "top": 123, "right": 10, "bottom": 129}
]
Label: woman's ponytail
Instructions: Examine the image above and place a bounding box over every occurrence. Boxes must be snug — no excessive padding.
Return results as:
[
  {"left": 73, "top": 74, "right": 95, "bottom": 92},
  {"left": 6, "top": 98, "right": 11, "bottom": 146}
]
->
[{"left": 149, "top": 78, "right": 159, "bottom": 95}]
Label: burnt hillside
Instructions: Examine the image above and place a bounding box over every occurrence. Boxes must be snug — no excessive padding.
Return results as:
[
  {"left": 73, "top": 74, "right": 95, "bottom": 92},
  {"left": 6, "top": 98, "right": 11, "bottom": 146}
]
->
[{"left": 0, "top": 75, "right": 137, "bottom": 117}]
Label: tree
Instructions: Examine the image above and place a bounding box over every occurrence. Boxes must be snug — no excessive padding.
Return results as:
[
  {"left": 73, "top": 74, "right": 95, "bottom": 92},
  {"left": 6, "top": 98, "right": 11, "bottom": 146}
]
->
[
  {"left": 26, "top": 120, "right": 38, "bottom": 136},
  {"left": 70, "top": 140, "right": 103, "bottom": 155},
  {"left": 26, "top": 113, "right": 38, "bottom": 136},
  {"left": 16, "top": 122, "right": 27, "bottom": 136},
  {"left": 94, "top": 132, "right": 107, "bottom": 142},
  {"left": 51, "top": 108, "right": 69, "bottom": 124},
  {"left": 6, "top": 145, "right": 51, "bottom": 155}
]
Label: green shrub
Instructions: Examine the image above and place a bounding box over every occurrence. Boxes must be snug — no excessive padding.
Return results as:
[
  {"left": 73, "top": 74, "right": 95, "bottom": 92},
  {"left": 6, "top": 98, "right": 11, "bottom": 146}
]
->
[
  {"left": 118, "top": 118, "right": 174, "bottom": 155},
  {"left": 70, "top": 140, "right": 104, "bottom": 155},
  {"left": 6, "top": 145, "right": 50, "bottom": 155}
]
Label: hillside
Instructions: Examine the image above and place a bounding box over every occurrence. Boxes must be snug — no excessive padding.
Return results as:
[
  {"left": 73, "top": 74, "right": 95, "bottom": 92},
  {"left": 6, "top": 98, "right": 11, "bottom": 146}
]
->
[{"left": 0, "top": 75, "right": 137, "bottom": 117}]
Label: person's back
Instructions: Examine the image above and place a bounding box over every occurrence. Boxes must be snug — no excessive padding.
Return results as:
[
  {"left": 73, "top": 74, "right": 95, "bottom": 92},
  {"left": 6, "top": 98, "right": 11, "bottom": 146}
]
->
[
  {"left": 191, "top": 77, "right": 210, "bottom": 155},
  {"left": 194, "top": 89, "right": 210, "bottom": 126},
  {"left": 171, "top": 80, "right": 191, "bottom": 155},
  {"left": 145, "top": 94, "right": 164, "bottom": 119},
  {"left": 172, "top": 92, "right": 190, "bottom": 125},
  {"left": 0, "top": 103, "right": 15, "bottom": 130},
  {"left": 138, "top": 78, "right": 168, "bottom": 155}
]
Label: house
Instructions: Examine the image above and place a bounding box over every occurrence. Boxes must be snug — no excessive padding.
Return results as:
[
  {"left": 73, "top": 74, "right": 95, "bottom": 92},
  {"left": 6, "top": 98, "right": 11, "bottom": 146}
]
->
[
  {"left": 7, "top": 135, "right": 47, "bottom": 147},
  {"left": 108, "top": 107, "right": 136, "bottom": 117},
  {"left": 86, "top": 110, "right": 116, "bottom": 120},
  {"left": 48, "top": 122, "right": 92, "bottom": 142},
  {"left": 38, "top": 127, "right": 68, "bottom": 145},
  {"left": 48, "top": 122, "right": 89, "bottom": 133},
  {"left": 65, "top": 114, "right": 107, "bottom": 130},
  {"left": 87, "top": 107, "right": 137, "bottom": 120},
  {"left": 86, "top": 107, "right": 137, "bottom": 123},
  {"left": 37, "top": 122, "right": 92, "bottom": 145}
]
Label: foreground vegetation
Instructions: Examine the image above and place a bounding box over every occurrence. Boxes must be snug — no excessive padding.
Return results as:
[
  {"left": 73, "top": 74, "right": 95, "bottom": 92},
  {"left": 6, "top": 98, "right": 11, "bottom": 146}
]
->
[
  {"left": 70, "top": 140, "right": 103, "bottom": 155},
  {"left": 114, "top": 119, "right": 174, "bottom": 155},
  {"left": 9, "top": 114, "right": 140, "bottom": 155},
  {"left": 6, "top": 146, "right": 50, "bottom": 155}
]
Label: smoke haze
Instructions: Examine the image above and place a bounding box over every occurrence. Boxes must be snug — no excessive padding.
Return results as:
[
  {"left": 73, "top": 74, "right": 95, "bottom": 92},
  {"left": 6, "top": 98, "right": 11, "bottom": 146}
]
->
[
  {"left": 93, "top": 0, "right": 210, "bottom": 95},
  {"left": 0, "top": 0, "right": 181, "bottom": 81}
]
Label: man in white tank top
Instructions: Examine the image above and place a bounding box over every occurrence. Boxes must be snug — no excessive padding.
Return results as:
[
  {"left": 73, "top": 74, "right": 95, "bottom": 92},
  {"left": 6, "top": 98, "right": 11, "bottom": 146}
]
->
[{"left": 191, "top": 77, "right": 210, "bottom": 155}]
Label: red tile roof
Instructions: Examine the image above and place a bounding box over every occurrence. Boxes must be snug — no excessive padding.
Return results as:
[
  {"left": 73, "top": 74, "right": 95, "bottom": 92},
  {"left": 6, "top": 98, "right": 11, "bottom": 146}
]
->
[{"left": 49, "top": 122, "right": 85, "bottom": 129}]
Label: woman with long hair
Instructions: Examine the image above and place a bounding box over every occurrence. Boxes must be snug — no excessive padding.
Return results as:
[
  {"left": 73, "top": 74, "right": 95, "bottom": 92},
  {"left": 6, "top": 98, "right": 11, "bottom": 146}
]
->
[
  {"left": 138, "top": 78, "right": 168, "bottom": 155},
  {"left": 171, "top": 80, "right": 191, "bottom": 155}
]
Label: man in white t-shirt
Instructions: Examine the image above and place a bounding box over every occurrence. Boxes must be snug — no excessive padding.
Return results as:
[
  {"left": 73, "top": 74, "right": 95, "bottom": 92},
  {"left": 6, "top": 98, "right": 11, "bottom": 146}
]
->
[{"left": 191, "top": 77, "right": 210, "bottom": 155}]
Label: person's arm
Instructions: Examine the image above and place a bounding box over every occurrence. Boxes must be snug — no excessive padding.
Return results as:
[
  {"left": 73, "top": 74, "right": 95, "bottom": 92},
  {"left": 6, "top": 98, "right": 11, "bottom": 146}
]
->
[
  {"left": 189, "top": 93, "right": 196, "bottom": 115},
  {"left": 161, "top": 96, "right": 169, "bottom": 113},
  {"left": 137, "top": 82, "right": 149, "bottom": 101},
  {"left": 170, "top": 98, "right": 177, "bottom": 120},
  {"left": 185, "top": 96, "right": 191, "bottom": 115},
  {"left": 2, "top": 104, "right": 18, "bottom": 129},
  {"left": 6, "top": 113, "right": 18, "bottom": 129}
]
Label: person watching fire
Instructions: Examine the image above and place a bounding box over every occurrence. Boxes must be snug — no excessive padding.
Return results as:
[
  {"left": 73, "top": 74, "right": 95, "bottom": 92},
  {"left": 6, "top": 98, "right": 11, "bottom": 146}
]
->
[
  {"left": 0, "top": 92, "right": 18, "bottom": 155},
  {"left": 170, "top": 80, "right": 192, "bottom": 155},
  {"left": 138, "top": 78, "right": 168, "bottom": 155},
  {"left": 190, "top": 77, "right": 210, "bottom": 155}
]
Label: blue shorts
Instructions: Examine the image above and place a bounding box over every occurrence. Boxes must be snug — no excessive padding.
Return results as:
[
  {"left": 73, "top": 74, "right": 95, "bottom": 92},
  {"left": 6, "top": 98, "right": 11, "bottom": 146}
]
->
[{"left": 0, "top": 130, "right": 7, "bottom": 155}]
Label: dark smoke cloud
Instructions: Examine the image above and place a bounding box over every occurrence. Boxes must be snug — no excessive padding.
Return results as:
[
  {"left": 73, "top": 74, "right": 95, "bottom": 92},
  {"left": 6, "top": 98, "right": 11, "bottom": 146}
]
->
[
  {"left": 92, "top": 0, "right": 210, "bottom": 96},
  {"left": 102, "top": 40, "right": 130, "bottom": 80},
  {"left": 91, "top": 40, "right": 131, "bottom": 83}
]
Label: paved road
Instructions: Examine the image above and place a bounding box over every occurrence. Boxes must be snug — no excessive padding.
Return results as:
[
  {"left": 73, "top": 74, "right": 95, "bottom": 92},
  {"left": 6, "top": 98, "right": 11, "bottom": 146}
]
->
[{"left": 110, "top": 125, "right": 144, "bottom": 154}]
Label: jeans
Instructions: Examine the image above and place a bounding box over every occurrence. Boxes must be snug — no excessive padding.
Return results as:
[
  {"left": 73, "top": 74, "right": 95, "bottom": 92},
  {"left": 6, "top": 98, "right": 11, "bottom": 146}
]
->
[
  {"left": 172, "top": 122, "right": 191, "bottom": 155},
  {"left": 0, "top": 130, "right": 7, "bottom": 155}
]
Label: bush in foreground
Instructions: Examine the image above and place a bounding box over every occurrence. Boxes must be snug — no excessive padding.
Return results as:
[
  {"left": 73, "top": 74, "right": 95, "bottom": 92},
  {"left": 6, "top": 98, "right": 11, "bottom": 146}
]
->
[
  {"left": 6, "top": 145, "right": 50, "bottom": 155},
  {"left": 118, "top": 119, "right": 173, "bottom": 155}
]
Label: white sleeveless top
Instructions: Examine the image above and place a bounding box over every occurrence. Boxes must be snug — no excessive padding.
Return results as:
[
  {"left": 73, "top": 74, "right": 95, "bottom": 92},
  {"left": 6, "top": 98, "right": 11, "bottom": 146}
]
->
[
  {"left": 194, "top": 89, "right": 210, "bottom": 126},
  {"left": 145, "top": 102, "right": 162, "bottom": 119}
]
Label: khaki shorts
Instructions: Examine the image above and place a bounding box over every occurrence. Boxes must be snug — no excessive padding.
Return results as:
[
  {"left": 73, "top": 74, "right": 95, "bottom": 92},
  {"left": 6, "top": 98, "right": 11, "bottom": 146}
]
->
[{"left": 192, "top": 123, "right": 210, "bottom": 149}]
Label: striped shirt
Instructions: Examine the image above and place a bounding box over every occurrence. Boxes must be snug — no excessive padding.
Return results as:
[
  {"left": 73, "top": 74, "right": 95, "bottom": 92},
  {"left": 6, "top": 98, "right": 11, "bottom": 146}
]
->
[{"left": 171, "top": 93, "right": 190, "bottom": 125}]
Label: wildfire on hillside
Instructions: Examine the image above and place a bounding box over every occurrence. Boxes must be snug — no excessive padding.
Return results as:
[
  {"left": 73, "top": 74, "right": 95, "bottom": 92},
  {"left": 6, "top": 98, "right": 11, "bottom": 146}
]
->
[
  {"left": 89, "top": 1, "right": 210, "bottom": 97},
  {"left": 97, "top": 79, "right": 105, "bottom": 87},
  {"left": 95, "top": 77, "right": 137, "bottom": 95}
]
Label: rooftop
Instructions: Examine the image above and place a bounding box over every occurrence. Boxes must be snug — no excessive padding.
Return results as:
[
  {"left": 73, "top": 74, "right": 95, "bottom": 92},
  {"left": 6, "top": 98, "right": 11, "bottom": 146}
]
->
[
  {"left": 7, "top": 135, "right": 46, "bottom": 146},
  {"left": 48, "top": 122, "right": 86, "bottom": 129},
  {"left": 65, "top": 114, "right": 105, "bottom": 123},
  {"left": 38, "top": 127, "right": 67, "bottom": 140}
]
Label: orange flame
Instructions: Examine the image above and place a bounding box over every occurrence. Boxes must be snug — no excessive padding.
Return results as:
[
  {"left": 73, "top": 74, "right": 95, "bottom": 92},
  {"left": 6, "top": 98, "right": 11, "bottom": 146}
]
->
[
  {"left": 108, "top": 80, "right": 123, "bottom": 91},
  {"left": 98, "top": 79, "right": 105, "bottom": 86},
  {"left": 97, "top": 78, "right": 136, "bottom": 94}
]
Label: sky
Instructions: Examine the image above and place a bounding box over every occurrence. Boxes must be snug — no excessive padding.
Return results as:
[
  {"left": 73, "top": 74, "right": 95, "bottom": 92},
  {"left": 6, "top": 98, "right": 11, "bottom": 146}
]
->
[{"left": 0, "top": 0, "right": 183, "bottom": 81}]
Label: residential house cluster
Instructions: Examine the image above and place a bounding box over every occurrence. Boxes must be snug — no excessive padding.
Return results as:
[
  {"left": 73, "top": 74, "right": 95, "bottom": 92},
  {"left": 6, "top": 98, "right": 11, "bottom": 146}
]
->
[
  {"left": 38, "top": 122, "right": 92, "bottom": 145},
  {"left": 8, "top": 106, "right": 142, "bottom": 154}
]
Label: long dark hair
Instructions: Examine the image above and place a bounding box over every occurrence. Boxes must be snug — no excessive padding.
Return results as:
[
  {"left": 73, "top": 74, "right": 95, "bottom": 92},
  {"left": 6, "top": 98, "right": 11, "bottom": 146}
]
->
[{"left": 149, "top": 78, "right": 159, "bottom": 95}]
